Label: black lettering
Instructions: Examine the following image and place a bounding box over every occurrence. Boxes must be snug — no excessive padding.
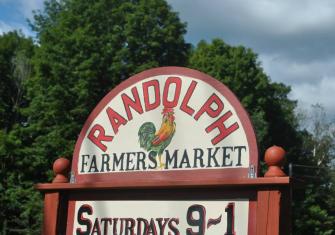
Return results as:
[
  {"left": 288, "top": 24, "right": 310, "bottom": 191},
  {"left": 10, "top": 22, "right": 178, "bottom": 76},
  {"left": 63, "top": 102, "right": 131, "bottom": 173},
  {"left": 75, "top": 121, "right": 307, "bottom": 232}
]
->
[
  {"left": 101, "top": 154, "right": 111, "bottom": 172},
  {"left": 168, "top": 218, "right": 180, "bottom": 235},
  {"left": 113, "top": 218, "right": 119, "bottom": 235},
  {"left": 207, "top": 147, "right": 220, "bottom": 167},
  {"left": 137, "top": 218, "right": 149, "bottom": 235},
  {"left": 222, "top": 146, "right": 233, "bottom": 167},
  {"left": 147, "top": 218, "right": 158, "bottom": 235},
  {"left": 179, "top": 150, "right": 191, "bottom": 168},
  {"left": 186, "top": 205, "right": 206, "bottom": 235},
  {"left": 113, "top": 153, "right": 125, "bottom": 171},
  {"left": 225, "top": 203, "right": 235, "bottom": 235},
  {"left": 88, "top": 155, "right": 99, "bottom": 173},
  {"left": 124, "top": 218, "right": 135, "bottom": 235},
  {"left": 193, "top": 148, "right": 205, "bottom": 168},
  {"left": 156, "top": 218, "right": 169, "bottom": 235},
  {"left": 136, "top": 152, "right": 147, "bottom": 170},
  {"left": 100, "top": 218, "right": 112, "bottom": 235},
  {"left": 148, "top": 151, "right": 158, "bottom": 169},
  {"left": 81, "top": 154, "right": 90, "bottom": 173},
  {"left": 234, "top": 146, "right": 246, "bottom": 166},
  {"left": 165, "top": 149, "right": 178, "bottom": 169},
  {"left": 119, "top": 219, "right": 125, "bottom": 235},
  {"left": 76, "top": 204, "right": 93, "bottom": 235},
  {"left": 126, "top": 152, "right": 136, "bottom": 171},
  {"left": 91, "top": 218, "right": 102, "bottom": 235}
]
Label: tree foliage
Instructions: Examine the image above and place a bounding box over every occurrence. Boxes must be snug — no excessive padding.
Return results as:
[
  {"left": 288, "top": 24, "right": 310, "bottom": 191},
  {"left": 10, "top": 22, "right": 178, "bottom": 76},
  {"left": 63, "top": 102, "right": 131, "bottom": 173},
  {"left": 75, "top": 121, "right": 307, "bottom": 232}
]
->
[
  {"left": 0, "top": 1, "right": 334, "bottom": 234},
  {"left": 25, "top": 0, "right": 190, "bottom": 169},
  {"left": 0, "top": 31, "right": 39, "bottom": 234},
  {"left": 188, "top": 39, "right": 301, "bottom": 158},
  {"left": 292, "top": 105, "right": 335, "bottom": 234},
  {"left": 1, "top": 0, "right": 190, "bottom": 234}
]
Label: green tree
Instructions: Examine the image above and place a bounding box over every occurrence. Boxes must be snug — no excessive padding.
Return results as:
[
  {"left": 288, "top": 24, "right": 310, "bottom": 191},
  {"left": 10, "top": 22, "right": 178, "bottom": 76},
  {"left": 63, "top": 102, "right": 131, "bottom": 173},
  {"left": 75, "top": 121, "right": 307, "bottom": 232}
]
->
[
  {"left": 188, "top": 39, "right": 301, "bottom": 159},
  {"left": 188, "top": 40, "right": 335, "bottom": 234},
  {"left": 0, "top": 31, "right": 38, "bottom": 234},
  {"left": 5, "top": 0, "right": 189, "bottom": 233},
  {"left": 26, "top": 0, "right": 189, "bottom": 165},
  {"left": 292, "top": 104, "right": 335, "bottom": 234}
]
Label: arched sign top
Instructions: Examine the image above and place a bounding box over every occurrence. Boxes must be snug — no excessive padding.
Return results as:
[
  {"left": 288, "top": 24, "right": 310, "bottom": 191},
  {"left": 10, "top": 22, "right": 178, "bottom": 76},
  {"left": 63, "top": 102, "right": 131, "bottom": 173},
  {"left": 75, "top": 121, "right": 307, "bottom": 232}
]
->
[{"left": 72, "top": 67, "right": 258, "bottom": 183}]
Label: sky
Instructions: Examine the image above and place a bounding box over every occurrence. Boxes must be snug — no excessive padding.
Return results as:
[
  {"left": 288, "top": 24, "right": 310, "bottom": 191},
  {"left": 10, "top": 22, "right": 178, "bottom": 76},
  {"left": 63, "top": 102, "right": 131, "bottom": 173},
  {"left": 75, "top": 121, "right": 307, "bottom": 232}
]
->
[{"left": 0, "top": 0, "right": 334, "bottom": 120}]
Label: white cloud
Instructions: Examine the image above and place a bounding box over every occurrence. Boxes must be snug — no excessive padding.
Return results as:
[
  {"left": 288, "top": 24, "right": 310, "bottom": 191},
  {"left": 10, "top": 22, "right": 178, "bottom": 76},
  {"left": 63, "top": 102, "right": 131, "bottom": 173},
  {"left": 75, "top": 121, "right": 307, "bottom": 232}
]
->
[
  {"left": 168, "top": 0, "right": 335, "bottom": 118},
  {"left": 259, "top": 54, "right": 335, "bottom": 85},
  {"left": 169, "top": 0, "right": 335, "bottom": 38},
  {"left": 0, "top": 0, "right": 44, "bottom": 37},
  {"left": 291, "top": 77, "right": 335, "bottom": 118},
  {"left": 0, "top": 20, "right": 33, "bottom": 36},
  {"left": 168, "top": 0, "right": 335, "bottom": 60},
  {"left": 0, "top": 20, "right": 13, "bottom": 34},
  {"left": 17, "top": 0, "right": 44, "bottom": 19},
  {"left": 232, "top": 0, "right": 335, "bottom": 35},
  {"left": 259, "top": 54, "right": 335, "bottom": 118}
]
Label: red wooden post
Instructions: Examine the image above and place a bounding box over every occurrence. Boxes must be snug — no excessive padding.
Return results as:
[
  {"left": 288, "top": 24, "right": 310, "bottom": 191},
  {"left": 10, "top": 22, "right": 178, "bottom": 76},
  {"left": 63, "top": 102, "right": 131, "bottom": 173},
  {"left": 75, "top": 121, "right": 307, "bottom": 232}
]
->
[
  {"left": 42, "top": 157, "right": 70, "bottom": 235},
  {"left": 257, "top": 146, "right": 289, "bottom": 235},
  {"left": 43, "top": 192, "right": 60, "bottom": 235}
]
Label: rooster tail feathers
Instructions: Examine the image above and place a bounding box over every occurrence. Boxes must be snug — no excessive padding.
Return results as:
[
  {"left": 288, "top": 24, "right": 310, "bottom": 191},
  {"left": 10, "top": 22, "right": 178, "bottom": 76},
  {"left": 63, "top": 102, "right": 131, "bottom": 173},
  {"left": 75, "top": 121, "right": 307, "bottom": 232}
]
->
[{"left": 138, "top": 122, "right": 156, "bottom": 151}]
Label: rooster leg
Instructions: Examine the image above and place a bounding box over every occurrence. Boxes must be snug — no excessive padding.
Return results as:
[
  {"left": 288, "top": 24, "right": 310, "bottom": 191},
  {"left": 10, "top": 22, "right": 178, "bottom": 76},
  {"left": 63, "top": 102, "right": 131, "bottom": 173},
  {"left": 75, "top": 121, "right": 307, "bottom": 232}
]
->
[{"left": 157, "top": 154, "right": 166, "bottom": 169}]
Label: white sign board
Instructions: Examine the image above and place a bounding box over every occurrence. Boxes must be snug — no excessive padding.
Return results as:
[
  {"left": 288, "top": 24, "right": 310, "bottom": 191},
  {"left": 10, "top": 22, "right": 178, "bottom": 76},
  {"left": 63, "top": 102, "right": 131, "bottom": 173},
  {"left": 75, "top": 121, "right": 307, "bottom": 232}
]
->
[{"left": 69, "top": 200, "right": 249, "bottom": 235}]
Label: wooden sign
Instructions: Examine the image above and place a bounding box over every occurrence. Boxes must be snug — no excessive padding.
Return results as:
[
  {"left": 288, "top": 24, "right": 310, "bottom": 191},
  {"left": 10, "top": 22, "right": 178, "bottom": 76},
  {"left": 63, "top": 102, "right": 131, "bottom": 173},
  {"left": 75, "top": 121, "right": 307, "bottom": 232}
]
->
[
  {"left": 72, "top": 67, "right": 258, "bottom": 183},
  {"left": 36, "top": 67, "right": 291, "bottom": 235},
  {"left": 70, "top": 199, "right": 250, "bottom": 235}
]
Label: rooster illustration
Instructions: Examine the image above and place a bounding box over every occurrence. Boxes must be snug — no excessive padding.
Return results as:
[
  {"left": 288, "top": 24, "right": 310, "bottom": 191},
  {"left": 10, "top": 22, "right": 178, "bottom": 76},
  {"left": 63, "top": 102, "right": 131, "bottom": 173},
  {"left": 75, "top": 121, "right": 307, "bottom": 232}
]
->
[{"left": 138, "top": 107, "right": 176, "bottom": 169}]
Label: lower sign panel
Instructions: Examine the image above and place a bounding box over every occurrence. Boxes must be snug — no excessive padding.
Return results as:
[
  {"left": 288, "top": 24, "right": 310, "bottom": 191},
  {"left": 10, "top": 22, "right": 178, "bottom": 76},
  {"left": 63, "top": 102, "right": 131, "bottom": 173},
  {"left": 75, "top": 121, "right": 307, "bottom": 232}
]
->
[{"left": 69, "top": 200, "right": 249, "bottom": 235}]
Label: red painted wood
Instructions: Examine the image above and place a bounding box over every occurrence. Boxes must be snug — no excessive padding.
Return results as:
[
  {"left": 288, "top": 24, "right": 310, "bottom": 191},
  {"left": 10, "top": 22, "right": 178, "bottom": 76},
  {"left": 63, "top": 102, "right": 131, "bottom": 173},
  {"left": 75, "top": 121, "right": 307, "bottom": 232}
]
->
[
  {"left": 36, "top": 177, "right": 291, "bottom": 191},
  {"left": 74, "top": 168, "right": 250, "bottom": 184},
  {"left": 38, "top": 178, "right": 291, "bottom": 235},
  {"left": 256, "top": 190, "right": 269, "bottom": 235},
  {"left": 43, "top": 192, "right": 60, "bottom": 235},
  {"left": 52, "top": 157, "right": 70, "bottom": 183},
  {"left": 264, "top": 146, "right": 286, "bottom": 177},
  {"left": 256, "top": 189, "right": 283, "bottom": 235},
  {"left": 266, "top": 190, "right": 281, "bottom": 234}
]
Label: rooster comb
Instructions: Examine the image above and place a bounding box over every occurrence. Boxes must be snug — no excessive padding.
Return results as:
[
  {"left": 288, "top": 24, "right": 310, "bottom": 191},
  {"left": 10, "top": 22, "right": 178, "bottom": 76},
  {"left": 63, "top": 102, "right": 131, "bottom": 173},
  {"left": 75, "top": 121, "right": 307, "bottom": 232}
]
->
[{"left": 162, "top": 107, "right": 174, "bottom": 114}]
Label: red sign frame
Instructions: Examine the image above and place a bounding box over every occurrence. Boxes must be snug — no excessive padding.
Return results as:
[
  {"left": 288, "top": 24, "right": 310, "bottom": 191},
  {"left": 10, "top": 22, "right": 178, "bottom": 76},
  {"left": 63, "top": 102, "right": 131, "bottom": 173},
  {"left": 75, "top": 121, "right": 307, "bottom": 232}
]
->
[
  {"left": 66, "top": 189, "right": 257, "bottom": 235},
  {"left": 72, "top": 67, "right": 259, "bottom": 183}
]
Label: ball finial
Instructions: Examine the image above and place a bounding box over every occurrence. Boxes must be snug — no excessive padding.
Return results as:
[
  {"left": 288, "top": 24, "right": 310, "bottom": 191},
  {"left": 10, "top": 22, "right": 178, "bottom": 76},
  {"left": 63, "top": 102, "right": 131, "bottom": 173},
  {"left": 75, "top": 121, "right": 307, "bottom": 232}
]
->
[
  {"left": 264, "top": 146, "right": 286, "bottom": 177},
  {"left": 52, "top": 157, "right": 70, "bottom": 183}
]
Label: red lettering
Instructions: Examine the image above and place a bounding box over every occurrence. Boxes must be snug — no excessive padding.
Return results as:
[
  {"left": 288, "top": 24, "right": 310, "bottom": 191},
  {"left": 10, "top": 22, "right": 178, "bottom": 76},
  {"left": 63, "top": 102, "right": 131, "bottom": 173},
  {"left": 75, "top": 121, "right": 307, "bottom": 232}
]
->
[
  {"left": 106, "top": 107, "right": 127, "bottom": 134},
  {"left": 122, "top": 87, "right": 143, "bottom": 120},
  {"left": 180, "top": 81, "right": 197, "bottom": 116},
  {"left": 163, "top": 77, "right": 182, "bottom": 108},
  {"left": 194, "top": 93, "right": 223, "bottom": 120},
  {"left": 87, "top": 124, "right": 114, "bottom": 152},
  {"left": 205, "top": 111, "right": 239, "bottom": 145},
  {"left": 143, "top": 80, "right": 161, "bottom": 111}
]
